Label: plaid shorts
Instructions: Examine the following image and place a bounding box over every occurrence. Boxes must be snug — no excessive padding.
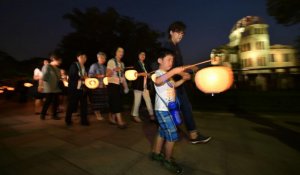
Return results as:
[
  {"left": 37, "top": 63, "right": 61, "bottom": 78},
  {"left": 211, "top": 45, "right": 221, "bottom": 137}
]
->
[{"left": 155, "top": 110, "right": 178, "bottom": 142}]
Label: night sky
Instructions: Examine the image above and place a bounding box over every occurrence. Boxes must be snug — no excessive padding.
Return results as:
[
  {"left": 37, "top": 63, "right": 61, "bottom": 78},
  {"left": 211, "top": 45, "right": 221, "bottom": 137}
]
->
[{"left": 0, "top": 0, "right": 299, "bottom": 64}]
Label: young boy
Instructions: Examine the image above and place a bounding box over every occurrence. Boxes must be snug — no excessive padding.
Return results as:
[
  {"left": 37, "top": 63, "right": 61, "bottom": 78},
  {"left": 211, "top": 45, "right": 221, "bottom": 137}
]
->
[{"left": 151, "top": 49, "right": 189, "bottom": 174}]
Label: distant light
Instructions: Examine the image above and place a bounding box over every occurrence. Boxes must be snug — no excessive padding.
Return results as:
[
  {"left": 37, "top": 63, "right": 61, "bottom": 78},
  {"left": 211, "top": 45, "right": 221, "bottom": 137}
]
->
[
  {"left": 24, "top": 82, "right": 33, "bottom": 87},
  {"left": 0, "top": 90, "right": 3, "bottom": 93},
  {"left": 7, "top": 87, "right": 15, "bottom": 91}
]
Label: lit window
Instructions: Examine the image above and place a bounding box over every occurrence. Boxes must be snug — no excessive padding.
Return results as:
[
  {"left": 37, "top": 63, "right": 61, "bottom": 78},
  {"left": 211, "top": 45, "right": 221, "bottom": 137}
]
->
[
  {"left": 257, "top": 57, "right": 266, "bottom": 66},
  {"left": 283, "top": 54, "right": 290, "bottom": 62},
  {"left": 243, "top": 58, "right": 252, "bottom": 67},
  {"left": 256, "top": 41, "right": 265, "bottom": 50},
  {"left": 240, "top": 43, "right": 251, "bottom": 52},
  {"left": 269, "top": 54, "right": 275, "bottom": 62}
]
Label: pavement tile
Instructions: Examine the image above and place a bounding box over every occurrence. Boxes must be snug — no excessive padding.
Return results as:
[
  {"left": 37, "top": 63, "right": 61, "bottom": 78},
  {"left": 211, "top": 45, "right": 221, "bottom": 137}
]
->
[{"left": 59, "top": 141, "right": 143, "bottom": 175}]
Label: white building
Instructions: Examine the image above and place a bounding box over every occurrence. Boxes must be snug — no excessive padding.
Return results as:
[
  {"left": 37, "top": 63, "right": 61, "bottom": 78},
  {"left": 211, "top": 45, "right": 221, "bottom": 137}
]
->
[{"left": 211, "top": 16, "right": 300, "bottom": 90}]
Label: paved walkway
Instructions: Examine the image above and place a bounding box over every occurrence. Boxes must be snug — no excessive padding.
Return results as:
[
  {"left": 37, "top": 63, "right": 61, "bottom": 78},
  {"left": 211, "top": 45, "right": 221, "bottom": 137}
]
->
[{"left": 0, "top": 100, "right": 299, "bottom": 175}]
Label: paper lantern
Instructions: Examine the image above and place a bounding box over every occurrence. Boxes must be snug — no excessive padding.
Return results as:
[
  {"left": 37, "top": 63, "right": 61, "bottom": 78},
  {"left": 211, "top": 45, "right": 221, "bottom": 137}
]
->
[
  {"left": 151, "top": 74, "right": 157, "bottom": 82},
  {"left": 194, "top": 66, "right": 233, "bottom": 94},
  {"left": 103, "top": 77, "right": 108, "bottom": 85},
  {"left": 125, "top": 70, "right": 138, "bottom": 81},
  {"left": 24, "top": 82, "right": 33, "bottom": 87},
  {"left": 84, "top": 78, "right": 99, "bottom": 89},
  {"left": 7, "top": 87, "right": 15, "bottom": 91},
  {"left": 62, "top": 80, "right": 68, "bottom": 87}
]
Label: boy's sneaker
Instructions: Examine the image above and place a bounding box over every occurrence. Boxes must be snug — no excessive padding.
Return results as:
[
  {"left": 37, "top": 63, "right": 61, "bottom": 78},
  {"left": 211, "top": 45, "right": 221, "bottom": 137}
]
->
[
  {"left": 190, "top": 134, "right": 211, "bottom": 144},
  {"left": 150, "top": 152, "right": 164, "bottom": 162},
  {"left": 162, "top": 159, "right": 183, "bottom": 174}
]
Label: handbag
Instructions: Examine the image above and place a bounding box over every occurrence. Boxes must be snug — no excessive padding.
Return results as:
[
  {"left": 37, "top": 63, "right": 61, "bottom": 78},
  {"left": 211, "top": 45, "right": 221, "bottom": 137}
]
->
[{"left": 157, "top": 93, "right": 182, "bottom": 126}]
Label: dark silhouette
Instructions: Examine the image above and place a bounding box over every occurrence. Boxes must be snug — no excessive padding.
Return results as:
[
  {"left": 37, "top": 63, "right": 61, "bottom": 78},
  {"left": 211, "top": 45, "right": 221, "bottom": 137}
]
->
[{"left": 56, "top": 7, "right": 163, "bottom": 69}]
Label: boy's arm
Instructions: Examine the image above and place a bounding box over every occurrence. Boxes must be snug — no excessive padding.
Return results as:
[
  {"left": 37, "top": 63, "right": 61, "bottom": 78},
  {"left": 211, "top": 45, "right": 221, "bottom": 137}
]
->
[
  {"left": 155, "top": 67, "right": 185, "bottom": 86},
  {"left": 174, "top": 73, "right": 190, "bottom": 87}
]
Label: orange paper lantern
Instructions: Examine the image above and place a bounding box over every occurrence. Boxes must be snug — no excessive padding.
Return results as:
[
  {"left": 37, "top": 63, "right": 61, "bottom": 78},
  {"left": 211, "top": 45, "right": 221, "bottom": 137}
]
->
[
  {"left": 84, "top": 78, "right": 99, "bottom": 89},
  {"left": 125, "top": 70, "right": 138, "bottom": 81},
  {"left": 194, "top": 66, "right": 233, "bottom": 94}
]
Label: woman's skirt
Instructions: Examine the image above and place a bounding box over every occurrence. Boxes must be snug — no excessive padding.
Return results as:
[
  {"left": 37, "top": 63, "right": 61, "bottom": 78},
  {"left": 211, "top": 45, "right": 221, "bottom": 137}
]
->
[
  {"left": 107, "top": 83, "right": 123, "bottom": 113},
  {"left": 90, "top": 88, "right": 109, "bottom": 112}
]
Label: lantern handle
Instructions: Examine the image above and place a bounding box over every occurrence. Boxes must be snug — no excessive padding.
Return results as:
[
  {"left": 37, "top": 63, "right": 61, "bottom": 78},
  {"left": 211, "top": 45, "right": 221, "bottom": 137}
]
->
[
  {"left": 183, "top": 60, "right": 211, "bottom": 70},
  {"left": 146, "top": 59, "right": 211, "bottom": 76}
]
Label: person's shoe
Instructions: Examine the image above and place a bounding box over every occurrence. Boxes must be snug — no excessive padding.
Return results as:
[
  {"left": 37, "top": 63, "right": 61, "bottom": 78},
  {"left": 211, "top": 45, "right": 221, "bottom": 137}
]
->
[
  {"left": 96, "top": 115, "right": 105, "bottom": 121},
  {"left": 162, "top": 159, "right": 183, "bottom": 174},
  {"left": 132, "top": 116, "right": 142, "bottom": 123},
  {"left": 66, "top": 122, "right": 73, "bottom": 126},
  {"left": 117, "top": 124, "right": 127, "bottom": 129},
  {"left": 190, "top": 134, "right": 211, "bottom": 144},
  {"left": 40, "top": 115, "right": 45, "bottom": 120},
  {"left": 150, "top": 152, "right": 165, "bottom": 162},
  {"left": 52, "top": 116, "right": 61, "bottom": 120},
  {"left": 81, "top": 122, "right": 90, "bottom": 126}
]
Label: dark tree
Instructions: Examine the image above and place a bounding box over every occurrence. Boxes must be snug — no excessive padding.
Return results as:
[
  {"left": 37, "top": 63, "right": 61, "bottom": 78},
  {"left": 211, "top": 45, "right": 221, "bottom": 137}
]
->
[
  {"left": 266, "top": 0, "right": 300, "bottom": 26},
  {"left": 56, "top": 7, "right": 163, "bottom": 69},
  {"left": 266, "top": 0, "right": 300, "bottom": 55}
]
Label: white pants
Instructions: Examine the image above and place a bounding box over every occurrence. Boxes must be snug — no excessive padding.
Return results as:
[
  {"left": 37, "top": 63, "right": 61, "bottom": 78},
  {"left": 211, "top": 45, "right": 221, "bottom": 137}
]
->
[{"left": 131, "top": 89, "right": 154, "bottom": 117}]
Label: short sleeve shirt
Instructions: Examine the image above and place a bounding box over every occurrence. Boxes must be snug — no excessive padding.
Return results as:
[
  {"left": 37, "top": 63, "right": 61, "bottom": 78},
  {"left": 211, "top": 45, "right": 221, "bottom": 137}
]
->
[{"left": 154, "top": 69, "right": 176, "bottom": 111}]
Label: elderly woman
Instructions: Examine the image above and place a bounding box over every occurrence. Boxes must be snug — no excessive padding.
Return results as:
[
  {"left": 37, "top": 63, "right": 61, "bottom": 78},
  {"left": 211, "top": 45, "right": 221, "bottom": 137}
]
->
[
  {"left": 88, "top": 52, "right": 109, "bottom": 121},
  {"left": 106, "top": 47, "right": 129, "bottom": 129}
]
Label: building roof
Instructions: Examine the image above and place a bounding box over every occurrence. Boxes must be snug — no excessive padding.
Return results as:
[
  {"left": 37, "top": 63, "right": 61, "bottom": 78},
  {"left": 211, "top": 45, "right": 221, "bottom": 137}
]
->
[
  {"left": 231, "top": 16, "right": 265, "bottom": 32},
  {"left": 270, "top": 44, "right": 294, "bottom": 49}
]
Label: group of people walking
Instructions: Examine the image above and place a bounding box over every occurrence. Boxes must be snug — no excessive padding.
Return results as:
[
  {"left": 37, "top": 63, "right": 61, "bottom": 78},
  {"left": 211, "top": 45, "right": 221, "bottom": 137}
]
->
[{"left": 32, "top": 21, "right": 211, "bottom": 174}]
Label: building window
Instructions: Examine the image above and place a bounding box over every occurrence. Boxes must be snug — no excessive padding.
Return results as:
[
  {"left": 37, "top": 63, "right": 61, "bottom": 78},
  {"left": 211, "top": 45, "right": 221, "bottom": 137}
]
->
[
  {"left": 269, "top": 54, "right": 275, "bottom": 62},
  {"left": 254, "top": 28, "right": 266, "bottom": 34},
  {"left": 243, "top": 58, "right": 252, "bottom": 67},
  {"left": 256, "top": 41, "right": 265, "bottom": 50},
  {"left": 240, "top": 43, "right": 251, "bottom": 52},
  {"left": 257, "top": 57, "right": 266, "bottom": 66},
  {"left": 283, "top": 53, "right": 290, "bottom": 62}
]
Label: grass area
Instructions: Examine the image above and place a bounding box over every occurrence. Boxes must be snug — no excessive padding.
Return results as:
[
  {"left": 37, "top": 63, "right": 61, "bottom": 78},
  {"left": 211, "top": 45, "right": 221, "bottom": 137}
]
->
[{"left": 188, "top": 87, "right": 300, "bottom": 114}]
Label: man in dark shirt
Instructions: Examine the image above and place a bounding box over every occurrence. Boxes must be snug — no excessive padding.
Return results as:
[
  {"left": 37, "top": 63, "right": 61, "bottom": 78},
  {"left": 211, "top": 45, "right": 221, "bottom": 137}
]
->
[{"left": 164, "top": 21, "right": 211, "bottom": 144}]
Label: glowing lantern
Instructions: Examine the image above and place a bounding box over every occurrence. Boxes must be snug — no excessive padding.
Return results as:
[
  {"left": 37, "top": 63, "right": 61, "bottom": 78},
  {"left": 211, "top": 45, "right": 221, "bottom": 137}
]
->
[
  {"left": 194, "top": 66, "right": 233, "bottom": 94},
  {"left": 151, "top": 74, "right": 157, "bottom": 82},
  {"left": 0, "top": 90, "right": 3, "bottom": 93},
  {"left": 103, "top": 77, "right": 108, "bottom": 86},
  {"left": 7, "top": 87, "right": 15, "bottom": 91},
  {"left": 62, "top": 80, "right": 68, "bottom": 87},
  {"left": 84, "top": 78, "right": 99, "bottom": 89},
  {"left": 125, "top": 70, "right": 138, "bottom": 81},
  {"left": 24, "top": 82, "right": 33, "bottom": 87}
]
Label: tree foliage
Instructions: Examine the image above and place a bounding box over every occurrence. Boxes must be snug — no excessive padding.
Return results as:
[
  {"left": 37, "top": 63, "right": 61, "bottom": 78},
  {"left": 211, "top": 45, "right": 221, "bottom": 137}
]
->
[
  {"left": 266, "top": 0, "right": 300, "bottom": 26},
  {"left": 266, "top": 0, "right": 300, "bottom": 55},
  {"left": 56, "top": 7, "right": 163, "bottom": 69}
]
